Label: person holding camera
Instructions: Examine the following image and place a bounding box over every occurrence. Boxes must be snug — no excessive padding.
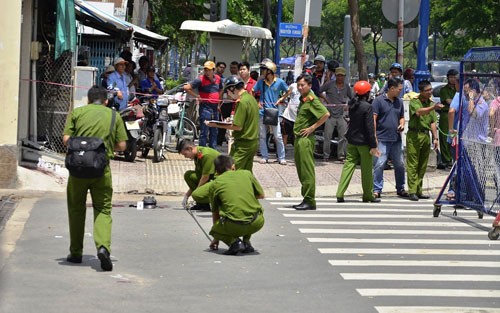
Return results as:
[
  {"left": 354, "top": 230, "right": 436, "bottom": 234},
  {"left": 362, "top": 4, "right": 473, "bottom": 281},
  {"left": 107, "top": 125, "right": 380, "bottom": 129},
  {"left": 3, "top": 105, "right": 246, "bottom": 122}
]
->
[{"left": 372, "top": 77, "right": 409, "bottom": 199}]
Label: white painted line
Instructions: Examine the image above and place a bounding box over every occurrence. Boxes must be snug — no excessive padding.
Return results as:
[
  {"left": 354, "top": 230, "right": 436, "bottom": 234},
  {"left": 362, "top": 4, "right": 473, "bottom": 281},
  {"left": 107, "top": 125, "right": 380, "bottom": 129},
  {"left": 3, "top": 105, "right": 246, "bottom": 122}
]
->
[
  {"left": 375, "top": 306, "right": 500, "bottom": 313},
  {"left": 277, "top": 207, "right": 469, "bottom": 213},
  {"left": 342, "top": 273, "right": 500, "bottom": 281},
  {"left": 291, "top": 220, "right": 491, "bottom": 227},
  {"left": 267, "top": 197, "right": 434, "bottom": 203},
  {"left": 272, "top": 202, "right": 431, "bottom": 207},
  {"left": 309, "top": 238, "right": 500, "bottom": 245},
  {"left": 358, "top": 288, "right": 500, "bottom": 298},
  {"left": 329, "top": 260, "right": 500, "bottom": 267},
  {"left": 284, "top": 214, "right": 436, "bottom": 218},
  {"left": 300, "top": 228, "right": 486, "bottom": 235},
  {"left": 319, "top": 248, "right": 500, "bottom": 255}
]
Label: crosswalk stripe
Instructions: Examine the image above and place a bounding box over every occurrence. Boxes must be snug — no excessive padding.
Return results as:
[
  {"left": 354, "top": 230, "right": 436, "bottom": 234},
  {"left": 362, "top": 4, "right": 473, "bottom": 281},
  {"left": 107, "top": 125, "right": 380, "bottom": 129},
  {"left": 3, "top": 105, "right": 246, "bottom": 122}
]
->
[
  {"left": 329, "top": 260, "right": 500, "bottom": 267},
  {"left": 271, "top": 202, "right": 432, "bottom": 207},
  {"left": 319, "top": 248, "right": 500, "bottom": 255},
  {"left": 300, "top": 228, "right": 486, "bottom": 235},
  {"left": 358, "top": 289, "right": 500, "bottom": 298},
  {"left": 309, "top": 238, "right": 500, "bottom": 245},
  {"left": 291, "top": 220, "right": 491, "bottom": 227},
  {"left": 375, "top": 306, "right": 500, "bottom": 313},
  {"left": 267, "top": 197, "right": 434, "bottom": 203},
  {"left": 285, "top": 213, "right": 444, "bottom": 218},
  {"left": 277, "top": 207, "right": 478, "bottom": 213},
  {"left": 341, "top": 273, "right": 500, "bottom": 281}
]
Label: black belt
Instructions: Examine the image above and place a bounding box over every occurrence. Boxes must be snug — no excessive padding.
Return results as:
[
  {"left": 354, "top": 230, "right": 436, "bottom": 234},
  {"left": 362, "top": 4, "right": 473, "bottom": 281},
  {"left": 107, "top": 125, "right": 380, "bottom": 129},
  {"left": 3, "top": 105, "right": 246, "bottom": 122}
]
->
[
  {"left": 221, "top": 211, "right": 261, "bottom": 225},
  {"left": 408, "top": 128, "right": 429, "bottom": 133}
]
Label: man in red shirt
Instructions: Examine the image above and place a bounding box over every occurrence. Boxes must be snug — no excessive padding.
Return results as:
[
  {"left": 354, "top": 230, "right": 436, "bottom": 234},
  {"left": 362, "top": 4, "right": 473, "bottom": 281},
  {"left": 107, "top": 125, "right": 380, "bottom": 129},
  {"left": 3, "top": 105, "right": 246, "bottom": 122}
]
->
[
  {"left": 184, "top": 61, "right": 223, "bottom": 148},
  {"left": 239, "top": 61, "right": 256, "bottom": 93}
]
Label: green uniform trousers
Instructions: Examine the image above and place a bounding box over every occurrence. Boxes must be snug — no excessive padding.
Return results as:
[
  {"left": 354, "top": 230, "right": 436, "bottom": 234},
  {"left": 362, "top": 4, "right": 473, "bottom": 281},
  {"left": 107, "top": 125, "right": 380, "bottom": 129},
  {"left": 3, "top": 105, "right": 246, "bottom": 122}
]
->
[
  {"left": 438, "top": 112, "right": 452, "bottom": 163},
  {"left": 66, "top": 166, "right": 113, "bottom": 256},
  {"left": 294, "top": 136, "right": 316, "bottom": 206},
  {"left": 184, "top": 170, "right": 210, "bottom": 204},
  {"left": 336, "top": 144, "right": 375, "bottom": 201},
  {"left": 230, "top": 139, "right": 258, "bottom": 172},
  {"left": 191, "top": 180, "right": 212, "bottom": 204},
  {"left": 406, "top": 131, "right": 431, "bottom": 195},
  {"left": 210, "top": 212, "right": 264, "bottom": 246}
]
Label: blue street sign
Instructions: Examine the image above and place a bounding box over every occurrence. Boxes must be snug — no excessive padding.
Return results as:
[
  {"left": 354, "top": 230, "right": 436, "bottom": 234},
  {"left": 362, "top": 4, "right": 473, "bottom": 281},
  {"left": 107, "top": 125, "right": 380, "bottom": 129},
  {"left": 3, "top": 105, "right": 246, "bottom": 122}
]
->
[{"left": 279, "top": 23, "right": 302, "bottom": 38}]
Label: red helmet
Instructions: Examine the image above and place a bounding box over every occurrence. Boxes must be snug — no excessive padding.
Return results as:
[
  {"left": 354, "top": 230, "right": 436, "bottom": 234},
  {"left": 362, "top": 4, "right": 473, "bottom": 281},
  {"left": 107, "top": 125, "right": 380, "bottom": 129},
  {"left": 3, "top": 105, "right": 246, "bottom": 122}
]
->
[{"left": 353, "top": 80, "right": 371, "bottom": 95}]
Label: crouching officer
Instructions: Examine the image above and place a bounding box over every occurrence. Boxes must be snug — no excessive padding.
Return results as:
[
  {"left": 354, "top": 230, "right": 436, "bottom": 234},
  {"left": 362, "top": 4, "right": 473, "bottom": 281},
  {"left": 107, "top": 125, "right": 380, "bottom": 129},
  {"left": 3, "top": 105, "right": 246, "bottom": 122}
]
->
[
  {"left": 195, "top": 155, "right": 265, "bottom": 255},
  {"left": 179, "top": 140, "right": 220, "bottom": 210},
  {"left": 205, "top": 75, "right": 259, "bottom": 172},
  {"left": 63, "top": 86, "right": 128, "bottom": 271}
]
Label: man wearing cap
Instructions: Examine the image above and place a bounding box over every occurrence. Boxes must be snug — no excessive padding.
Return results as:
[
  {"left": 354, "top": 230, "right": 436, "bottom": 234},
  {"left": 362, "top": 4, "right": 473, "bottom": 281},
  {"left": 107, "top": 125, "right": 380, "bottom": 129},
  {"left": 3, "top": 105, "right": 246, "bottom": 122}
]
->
[
  {"left": 303, "top": 61, "right": 320, "bottom": 96},
  {"left": 206, "top": 75, "right": 259, "bottom": 172},
  {"left": 314, "top": 55, "right": 327, "bottom": 86},
  {"left": 184, "top": 61, "right": 223, "bottom": 148},
  {"left": 383, "top": 63, "right": 413, "bottom": 98},
  {"left": 107, "top": 57, "right": 129, "bottom": 111},
  {"left": 319, "top": 66, "right": 353, "bottom": 162},
  {"left": 252, "top": 61, "right": 288, "bottom": 165},
  {"left": 438, "top": 69, "right": 459, "bottom": 168}
]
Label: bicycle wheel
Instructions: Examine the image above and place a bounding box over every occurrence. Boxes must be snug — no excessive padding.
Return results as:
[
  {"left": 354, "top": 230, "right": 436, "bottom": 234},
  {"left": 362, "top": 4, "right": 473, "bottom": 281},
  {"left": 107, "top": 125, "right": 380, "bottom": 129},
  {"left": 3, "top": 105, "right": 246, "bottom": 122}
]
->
[
  {"left": 153, "top": 128, "right": 164, "bottom": 163},
  {"left": 164, "top": 117, "right": 197, "bottom": 153}
]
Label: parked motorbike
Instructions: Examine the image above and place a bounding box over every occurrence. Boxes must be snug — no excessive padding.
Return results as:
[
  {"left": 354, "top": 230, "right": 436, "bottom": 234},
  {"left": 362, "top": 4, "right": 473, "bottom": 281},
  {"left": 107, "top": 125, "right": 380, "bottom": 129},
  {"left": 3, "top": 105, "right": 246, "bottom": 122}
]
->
[
  {"left": 137, "top": 97, "right": 158, "bottom": 159},
  {"left": 119, "top": 100, "right": 142, "bottom": 162}
]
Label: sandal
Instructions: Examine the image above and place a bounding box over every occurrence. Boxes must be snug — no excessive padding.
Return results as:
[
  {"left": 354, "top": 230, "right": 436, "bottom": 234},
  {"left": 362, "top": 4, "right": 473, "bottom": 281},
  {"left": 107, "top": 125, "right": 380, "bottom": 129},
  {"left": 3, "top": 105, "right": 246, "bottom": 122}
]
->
[
  {"left": 259, "top": 159, "right": 268, "bottom": 164},
  {"left": 397, "top": 190, "right": 409, "bottom": 198},
  {"left": 373, "top": 192, "right": 381, "bottom": 198}
]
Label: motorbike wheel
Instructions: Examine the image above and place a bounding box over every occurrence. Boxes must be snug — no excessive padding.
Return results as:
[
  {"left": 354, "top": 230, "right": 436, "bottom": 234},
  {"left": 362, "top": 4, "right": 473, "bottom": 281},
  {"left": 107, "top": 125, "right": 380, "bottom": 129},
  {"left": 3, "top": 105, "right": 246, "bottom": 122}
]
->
[
  {"left": 314, "top": 131, "right": 324, "bottom": 159},
  {"left": 165, "top": 117, "right": 197, "bottom": 153},
  {"left": 124, "top": 138, "right": 137, "bottom": 162},
  {"left": 141, "top": 148, "right": 150, "bottom": 158},
  {"left": 153, "top": 128, "right": 164, "bottom": 163}
]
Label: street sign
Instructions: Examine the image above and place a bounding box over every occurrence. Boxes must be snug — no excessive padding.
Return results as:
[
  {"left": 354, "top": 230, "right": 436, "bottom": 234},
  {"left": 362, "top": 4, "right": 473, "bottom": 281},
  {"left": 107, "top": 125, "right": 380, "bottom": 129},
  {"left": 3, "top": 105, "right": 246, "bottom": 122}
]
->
[
  {"left": 279, "top": 23, "right": 303, "bottom": 38},
  {"left": 381, "top": 0, "right": 420, "bottom": 25},
  {"left": 382, "top": 27, "right": 419, "bottom": 42},
  {"left": 293, "top": 0, "right": 322, "bottom": 27}
]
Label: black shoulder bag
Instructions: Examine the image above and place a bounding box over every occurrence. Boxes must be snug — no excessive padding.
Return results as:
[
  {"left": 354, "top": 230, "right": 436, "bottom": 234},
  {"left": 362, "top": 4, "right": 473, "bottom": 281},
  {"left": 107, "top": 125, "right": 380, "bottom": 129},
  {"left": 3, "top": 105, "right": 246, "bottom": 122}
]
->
[
  {"left": 262, "top": 83, "right": 280, "bottom": 125},
  {"left": 65, "top": 110, "right": 116, "bottom": 179}
]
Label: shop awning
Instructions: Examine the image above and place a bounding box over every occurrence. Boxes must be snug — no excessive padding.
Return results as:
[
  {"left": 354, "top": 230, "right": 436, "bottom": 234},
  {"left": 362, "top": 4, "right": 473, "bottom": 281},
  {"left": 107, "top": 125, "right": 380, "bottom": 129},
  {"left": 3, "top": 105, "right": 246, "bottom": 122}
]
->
[
  {"left": 74, "top": 0, "right": 168, "bottom": 49},
  {"left": 180, "top": 19, "right": 273, "bottom": 39}
]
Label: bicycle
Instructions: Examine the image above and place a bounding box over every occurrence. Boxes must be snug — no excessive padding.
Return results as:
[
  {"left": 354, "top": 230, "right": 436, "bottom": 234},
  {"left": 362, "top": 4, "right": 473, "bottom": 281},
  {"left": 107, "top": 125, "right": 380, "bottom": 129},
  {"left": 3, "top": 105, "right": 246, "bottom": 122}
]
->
[{"left": 153, "top": 89, "right": 197, "bottom": 160}]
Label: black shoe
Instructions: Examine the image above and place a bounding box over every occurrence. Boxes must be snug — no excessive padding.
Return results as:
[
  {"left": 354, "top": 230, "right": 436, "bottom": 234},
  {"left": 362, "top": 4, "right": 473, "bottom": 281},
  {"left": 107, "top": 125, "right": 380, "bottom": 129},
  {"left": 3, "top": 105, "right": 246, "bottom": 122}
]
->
[
  {"left": 242, "top": 241, "right": 255, "bottom": 253},
  {"left": 97, "top": 246, "right": 113, "bottom": 271},
  {"left": 363, "top": 198, "right": 381, "bottom": 203},
  {"left": 189, "top": 203, "right": 208, "bottom": 211},
  {"left": 295, "top": 202, "right": 316, "bottom": 210},
  {"left": 409, "top": 194, "right": 419, "bottom": 201},
  {"left": 397, "top": 190, "right": 409, "bottom": 198},
  {"left": 224, "top": 239, "right": 244, "bottom": 255},
  {"left": 66, "top": 254, "right": 82, "bottom": 263},
  {"left": 437, "top": 163, "right": 447, "bottom": 170},
  {"left": 337, "top": 197, "right": 344, "bottom": 203},
  {"left": 292, "top": 201, "right": 305, "bottom": 209},
  {"left": 417, "top": 194, "right": 430, "bottom": 199},
  {"left": 199, "top": 203, "right": 211, "bottom": 211}
]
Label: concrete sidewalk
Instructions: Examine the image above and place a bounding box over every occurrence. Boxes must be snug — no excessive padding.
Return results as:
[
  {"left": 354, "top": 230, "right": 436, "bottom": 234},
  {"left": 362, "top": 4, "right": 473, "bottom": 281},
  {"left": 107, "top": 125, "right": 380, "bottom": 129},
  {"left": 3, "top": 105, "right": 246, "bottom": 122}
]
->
[{"left": 17, "top": 146, "right": 450, "bottom": 200}]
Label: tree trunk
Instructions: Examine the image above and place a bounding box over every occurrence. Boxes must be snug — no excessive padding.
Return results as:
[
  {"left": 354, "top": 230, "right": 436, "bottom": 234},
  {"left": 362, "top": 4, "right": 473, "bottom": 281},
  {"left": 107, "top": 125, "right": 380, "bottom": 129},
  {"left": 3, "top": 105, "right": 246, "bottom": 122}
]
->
[
  {"left": 261, "top": 0, "right": 272, "bottom": 60},
  {"left": 348, "top": 0, "right": 367, "bottom": 80}
]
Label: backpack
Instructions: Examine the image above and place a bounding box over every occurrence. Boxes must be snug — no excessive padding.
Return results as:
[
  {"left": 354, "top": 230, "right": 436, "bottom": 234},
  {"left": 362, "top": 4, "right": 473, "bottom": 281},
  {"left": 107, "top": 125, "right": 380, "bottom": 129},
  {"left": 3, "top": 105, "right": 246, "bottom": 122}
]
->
[{"left": 65, "top": 110, "right": 116, "bottom": 179}]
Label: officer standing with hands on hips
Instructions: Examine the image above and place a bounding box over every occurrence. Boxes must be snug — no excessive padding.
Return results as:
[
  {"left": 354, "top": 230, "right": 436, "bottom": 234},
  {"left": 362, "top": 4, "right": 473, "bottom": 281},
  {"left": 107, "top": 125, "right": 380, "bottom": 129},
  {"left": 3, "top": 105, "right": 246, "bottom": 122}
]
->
[
  {"left": 292, "top": 74, "right": 330, "bottom": 210},
  {"left": 205, "top": 75, "right": 260, "bottom": 172},
  {"left": 63, "top": 86, "right": 128, "bottom": 271}
]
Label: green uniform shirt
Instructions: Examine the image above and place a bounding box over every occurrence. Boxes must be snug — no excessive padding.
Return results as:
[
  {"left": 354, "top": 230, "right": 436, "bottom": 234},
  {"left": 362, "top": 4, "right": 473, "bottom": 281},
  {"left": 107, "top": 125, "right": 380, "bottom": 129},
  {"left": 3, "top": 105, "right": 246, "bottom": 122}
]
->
[
  {"left": 63, "top": 104, "right": 128, "bottom": 159},
  {"left": 293, "top": 91, "right": 328, "bottom": 136},
  {"left": 409, "top": 97, "right": 437, "bottom": 131},
  {"left": 232, "top": 91, "right": 259, "bottom": 141},
  {"left": 194, "top": 146, "right": 220, "bottom": 177},
  {"left": 209, "top": 170, "right": 264, "bottom": 222},
  {"left": 439, "top": 84, "right": 456, "bottom": 110}
]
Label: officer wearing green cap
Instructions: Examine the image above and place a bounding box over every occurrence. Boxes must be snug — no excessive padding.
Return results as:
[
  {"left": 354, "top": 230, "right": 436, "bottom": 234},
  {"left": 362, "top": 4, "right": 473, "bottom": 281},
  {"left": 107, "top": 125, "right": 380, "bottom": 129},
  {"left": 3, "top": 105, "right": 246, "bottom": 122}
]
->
[
  {"left": 206, "top": 155, "right": 265, "bottom": 255},
  {"left": 205, "top": 75, "right": 259, "bottom": 172},
  {"left": 407, "top": 80, "right": 443, "bottom": 201},
  {"left": 179, "top": 140, "right": 220, "bottom": 210},
  {"left": 292, "top": 73, "right": 330, "bottom": 210},
  {"left": 63, "top": 86, "right": 128, "bottom": 271}
]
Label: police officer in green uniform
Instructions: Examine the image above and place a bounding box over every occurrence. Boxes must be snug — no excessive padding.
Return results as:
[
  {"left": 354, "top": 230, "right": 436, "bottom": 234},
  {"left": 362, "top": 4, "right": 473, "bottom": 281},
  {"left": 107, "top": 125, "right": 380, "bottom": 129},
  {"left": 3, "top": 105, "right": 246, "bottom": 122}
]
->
[
  {"left": 438, "top": 69, "right": 459, "bottom": 168},
  {"left": 179, "top": 140, "right": 220, "bottom": 210},
  {"left": 205, "top": 75, "right": 259, "bottom": 172},
  {"left": 292, "top": 74, "right": 330, "bottom": 210},
  {"left": 63, "top": 86, "right": 128, "bottom": 271},
  {"left": 203, "top": 155, "right": 265, "bottom": 255},
  {"left": 407, "top": 80, "right": 443, "bottom": 201}
]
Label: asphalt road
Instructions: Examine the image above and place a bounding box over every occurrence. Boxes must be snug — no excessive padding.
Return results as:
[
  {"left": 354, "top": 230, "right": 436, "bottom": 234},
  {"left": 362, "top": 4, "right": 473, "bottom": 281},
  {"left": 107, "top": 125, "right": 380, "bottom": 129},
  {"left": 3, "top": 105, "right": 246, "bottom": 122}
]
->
[{"left": 0, "top": 194, "right": 499, "bottom": 313}]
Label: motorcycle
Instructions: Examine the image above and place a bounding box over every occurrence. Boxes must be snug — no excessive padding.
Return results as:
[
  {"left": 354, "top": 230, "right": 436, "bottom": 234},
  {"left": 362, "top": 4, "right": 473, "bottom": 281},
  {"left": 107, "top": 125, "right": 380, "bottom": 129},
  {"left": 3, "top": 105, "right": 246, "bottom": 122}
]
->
[
  {"left": 119, "top": 99, "right": 143, "bottom": 162},
  {"left": 137, "top": 97, "right": 158, "bottom": 159}
]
